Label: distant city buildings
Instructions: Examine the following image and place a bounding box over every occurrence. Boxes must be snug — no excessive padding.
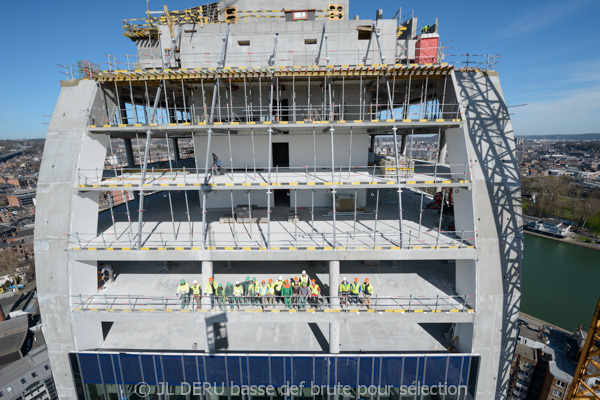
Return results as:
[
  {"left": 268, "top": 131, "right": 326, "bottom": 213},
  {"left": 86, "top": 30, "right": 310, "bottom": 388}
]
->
[{"left": 508, "top": 316, "right": 586, "bottom": 400}]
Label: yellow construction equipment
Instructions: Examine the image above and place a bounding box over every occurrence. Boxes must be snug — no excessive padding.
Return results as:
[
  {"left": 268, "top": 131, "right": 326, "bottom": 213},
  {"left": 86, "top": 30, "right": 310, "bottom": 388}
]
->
[{"left": 567, "top": 296, "right": 600, "bottom": 400}]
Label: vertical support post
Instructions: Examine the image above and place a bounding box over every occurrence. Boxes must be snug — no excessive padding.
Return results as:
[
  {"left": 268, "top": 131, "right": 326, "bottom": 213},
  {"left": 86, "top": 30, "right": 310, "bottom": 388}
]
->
[
  {"left": 201, "top": 261, "right": 213, "bottom": 309},
  {"left": 329, "top": 127, "right": 336, "bottom": 248},
  {"left": 124, "top": 138, "right": 136, "bottom": 167},
  {"left": 172, "top": 138, "right": 181, "bottom": 163},
  {"left": 329, "top": 323, "right": 340, "bottom": 354},
  {"left": 392, "top": 126, "right": 404, "bottom": 248},
  {"left": 267, "top": 127, "right": 273, "bottom": 248},
  {"left": 373, "top": 189, "right": 380, "bottom": 248},
  {"left": 329, "top": 261, "right": 340, "bottom": 308},
  {"left": 438, "top": 132, "right": 447, "bottom": 164}
]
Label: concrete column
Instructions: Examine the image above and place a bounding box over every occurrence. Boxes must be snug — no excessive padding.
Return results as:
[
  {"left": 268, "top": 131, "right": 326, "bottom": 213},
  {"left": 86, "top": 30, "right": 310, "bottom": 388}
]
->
[
  {"left": 172, "top": 138, "right": 181, "bottom": 162},
  {"left": 124, "top": 138, "right": 135, "bottom": 167},
  {"left": 400, "top": 134, "right": 407, "bottom": 156},
  {"left": 329, "top": 323, "right": 340, "bottom": 354},
  {"left": 329, "top": 261, "right": 340, "bottom": 308},
  {"left": 370, "top": 135, "right": 376, "bottom": 152},
  {"left": 438, "top": 132, "right": 447, "bottom": 164},
  {"left": 202, "top": 261, "right": 213, "bottom": 308}
]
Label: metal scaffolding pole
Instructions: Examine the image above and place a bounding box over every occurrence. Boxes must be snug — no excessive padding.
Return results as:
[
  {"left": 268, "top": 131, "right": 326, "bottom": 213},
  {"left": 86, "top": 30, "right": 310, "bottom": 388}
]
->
[
  {"left": 164, "top": 134, "right": 178, "bottom": 240},
  {"left": 329, "top": 126, "right": 336, "bottom": 248},
  {"left": 106, "top": 136, "right": 120, "bottom": 239},
  {"left": 348, "top": 126, "right": 353, "bottom": 179},
  {"left": 373, "top": 189, "right": 380, "bottom": 248},
  {"left": 114, "top": 81, "right": 122, "bottom": 125},
  {"left": 250, "top": 128, "right": 257, "bottom": 177},
  {"left": 266, "top": 127, "right": 273, "bottom": 248},
  {"left": 353, "top": 188, "right": 358, "bottom": 239},
  {"left": 136, "top": 85, "right": 162, "bottom": 249},
  {"left": 129, "top": 81, "right": 137, "bottom": 125},
  {"left": 230, "top": 190, "right": 237, "bottom": 247},
  {"left": 392, "top": 126, "right": 404, "bottom": 248},
  {"left": 312, "top": 127, "right": 317, "bottom": 176},
  {"left": 227, "top": 128, "right": 234, "bottom": 179}
]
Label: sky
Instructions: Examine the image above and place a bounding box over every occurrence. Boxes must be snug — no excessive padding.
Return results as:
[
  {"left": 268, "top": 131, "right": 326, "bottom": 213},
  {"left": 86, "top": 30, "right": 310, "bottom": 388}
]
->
[{"left": 0, "top": 0, "right": 598, "bottom": 139}]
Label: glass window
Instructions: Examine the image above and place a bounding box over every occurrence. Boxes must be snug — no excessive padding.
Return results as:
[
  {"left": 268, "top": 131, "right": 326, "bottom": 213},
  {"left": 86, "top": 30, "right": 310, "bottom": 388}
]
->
[
  {"left": 79, "top": 354, "right": 102, "bottom": 384},
  {"left": 293, "top": 11, "right": 308, "bottom": 20},
  {"left": 556, "top": 380, "right": 565, "bottom": 388},
  {"left": 31, "top": 372, "right": 37, "bottom": 378},
  {"left": 20, "top": 378, "right": 26, "bottom": 384},
  {"left": 553, "top": 389, "right": 563, "bottom": 397},
  {"left": 44, "top": 365, "right": 49, "bottom": 370}
]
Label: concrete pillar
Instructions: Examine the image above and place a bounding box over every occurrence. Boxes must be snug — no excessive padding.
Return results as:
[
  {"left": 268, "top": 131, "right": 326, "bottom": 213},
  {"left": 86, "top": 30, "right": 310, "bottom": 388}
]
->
[
  {"left": 124, "top": 138, "right": 135, "bottom": 167},
  {"left": 202, "top": 261, "right": 213, "bottom": 308},
  {"left": 329, "top": 261, "right": 340, "bottom": 308},
  {"left": 370, "top": 135, "right": 376, "bottom": 152},
  {"left": 172, "top": 138, "right": 181, "bottom": 162},
  {"left": 438, "top": 132, "right": 447, "bottom": 164},
  {"left": 400, "top": 134, "right": 407, "bottom": 156},
  {"left": 329, "top": 323, "right": 340, "bottom": 354}
]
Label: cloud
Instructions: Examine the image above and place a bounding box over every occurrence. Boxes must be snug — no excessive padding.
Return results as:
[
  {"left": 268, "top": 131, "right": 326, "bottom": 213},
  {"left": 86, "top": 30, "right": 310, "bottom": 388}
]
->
[
  {"left": 497, "top": 0, "right": 589, "bottom": 39},
  {"left": 511, "top": 84, "right": 600, "bottom": 135}
]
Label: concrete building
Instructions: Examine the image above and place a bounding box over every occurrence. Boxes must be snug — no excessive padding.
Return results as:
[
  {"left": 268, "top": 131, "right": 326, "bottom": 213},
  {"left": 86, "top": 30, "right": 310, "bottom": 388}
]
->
[
  {"left": 7, "top": 190, "right": 36, "bottom": 208},
  {"left": 35, "top": 1, "right": 522, "bottom": 399}
]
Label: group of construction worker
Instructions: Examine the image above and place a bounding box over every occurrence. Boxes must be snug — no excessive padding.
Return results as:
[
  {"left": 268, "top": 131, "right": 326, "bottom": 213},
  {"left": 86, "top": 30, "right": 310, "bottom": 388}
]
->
[{"left": 175, "top": 271, "right": 375, "bottom": 311}]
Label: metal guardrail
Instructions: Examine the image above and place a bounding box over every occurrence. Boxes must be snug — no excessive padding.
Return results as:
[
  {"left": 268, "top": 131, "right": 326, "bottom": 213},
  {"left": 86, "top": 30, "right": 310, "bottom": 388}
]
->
[
  {"left": 87, "top": 102, "right": 461, "bottom": 128},
  {"left": 68, "top": 228, "right": 476, "bottom": 251},
  {"left": 72, "top": 294, "right": 475, "bottom": 313},
  {"left": 75, "top": 162, "right": 472, "bottom": 188}
]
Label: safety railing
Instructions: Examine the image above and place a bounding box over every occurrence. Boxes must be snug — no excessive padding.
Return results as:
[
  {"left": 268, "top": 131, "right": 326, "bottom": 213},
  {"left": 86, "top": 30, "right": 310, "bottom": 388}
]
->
[
  {"left": 68, "top": 228, "right": 476, "bottom": 251},
  {"left": 76, "top": 162, "right": 472, "bottom": 188},
  {"left": 87, "top": 102, "right": 461, "bottom": 127},
  {"left": 71, "top": 293, "right": 475, "bottom": 313}
]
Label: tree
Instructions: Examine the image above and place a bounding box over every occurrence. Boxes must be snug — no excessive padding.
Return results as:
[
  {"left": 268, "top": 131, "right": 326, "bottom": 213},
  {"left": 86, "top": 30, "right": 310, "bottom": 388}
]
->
[{"left": 0, "top": 249, "right": 21, "bottom": 290}]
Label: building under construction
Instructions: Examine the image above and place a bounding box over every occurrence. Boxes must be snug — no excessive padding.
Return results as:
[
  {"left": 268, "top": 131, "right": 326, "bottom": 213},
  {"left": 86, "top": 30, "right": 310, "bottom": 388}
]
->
[{"left": 34, "top": 1, "right": 523, "bottom": 399}]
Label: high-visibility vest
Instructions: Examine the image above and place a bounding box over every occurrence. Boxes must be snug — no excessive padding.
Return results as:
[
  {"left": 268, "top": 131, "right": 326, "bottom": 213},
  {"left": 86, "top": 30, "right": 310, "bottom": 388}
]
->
[
  {"left": 362, "top": 283, "right": 374, "bottom": 295},
  {"left": 234, "top": 285, "right": 243, "bottom": 296},
  {"left": 339, "top": 282, "right": 351, "bottom": 294},
  {"left": 205, "top": 283, "right": 215, "bottom": 294},
  {"left": 191, "top": 284, "right": 201, "bottom": 295},
  {"left": 299, "top": 275, "right": 310, "bottom": 285},
  {"left": 178, "top": 283, "right": 189, "bottom": 294},
  {"left": 351, "top": 283, "right": 361, "bottom": 294},
  {"left": 274, "top": 280, "right": 283, "bottom": 291},
  {"left": 267, "top": 283, "right": 275, "bottom": 295},
  {"left": 248, "top": 283, "right": 256, "bottom": 294},
  {"left": 310, "top": 284, "right": 320, "bottom": 296},
  {"left": 258, "top": 285, "right": 268, "bottom": 296}
]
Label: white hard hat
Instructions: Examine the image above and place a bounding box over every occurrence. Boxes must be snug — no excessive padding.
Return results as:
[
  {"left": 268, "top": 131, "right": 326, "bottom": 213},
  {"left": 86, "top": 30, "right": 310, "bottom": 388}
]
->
[
  {"left": 279, "top": 276, "right": 283, "bottom": 280},
  {"left": 193, "top": 280, "right": 197, "bottom": 283},
  {"left": 236, "top": 281, "right": 239, "bottom": 284},
  {"left": 343, "top": 277, "right": 347, "bottom": 281},
  {"left": 302, "top": 270, "right": 306, "bottom": 274}
]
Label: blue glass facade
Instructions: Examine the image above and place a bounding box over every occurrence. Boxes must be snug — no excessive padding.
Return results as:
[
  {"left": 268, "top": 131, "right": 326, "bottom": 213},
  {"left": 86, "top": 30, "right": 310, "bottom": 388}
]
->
[{"left": 70, "top": 352, "right": 479, "bottom": 399}]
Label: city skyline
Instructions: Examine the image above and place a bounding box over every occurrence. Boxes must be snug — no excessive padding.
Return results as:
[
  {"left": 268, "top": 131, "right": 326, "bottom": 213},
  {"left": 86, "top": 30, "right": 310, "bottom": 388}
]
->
[{"left": 0, "top": 0, "right": 598, "bottom": 139}]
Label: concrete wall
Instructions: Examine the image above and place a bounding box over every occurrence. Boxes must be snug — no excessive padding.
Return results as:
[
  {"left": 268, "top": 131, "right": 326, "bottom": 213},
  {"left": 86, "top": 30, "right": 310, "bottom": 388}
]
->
[
  {"left": 35, "top": 80, "right": 105, "bottom": 400},
  {"left": 451, "top": 70, "right": 522, "bottom": 399},
  {"left": 193, "top": 129, "right": 369, "bottom": 170}
]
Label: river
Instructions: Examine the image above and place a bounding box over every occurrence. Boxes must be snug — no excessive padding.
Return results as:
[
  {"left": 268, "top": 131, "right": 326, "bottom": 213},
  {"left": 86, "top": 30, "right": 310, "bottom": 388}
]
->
[{"left": 521, "top": 233, "right": 600, "bottom": 331}]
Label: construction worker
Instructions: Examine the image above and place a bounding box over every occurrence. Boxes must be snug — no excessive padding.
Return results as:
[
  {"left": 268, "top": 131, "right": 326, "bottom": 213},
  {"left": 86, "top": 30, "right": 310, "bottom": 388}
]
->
[
  {"left": 190, "top": 280, "right": 202, "bottom": 310},
  {"left": 247, "top": 277, "right": 256, "bottom": 306},
  {"left": 176, "top": 279, "right": 190, "bottom": 310},
  {"left": 241, "top": 276, "right": 251, "bottom": 305},
  {"left": 421, "top": 24, "right": 430, "bottom": 34},
  {"left": 215, "top": 284, "right": 225, "bottom": 310},
  {"left": 309, "top": 279, "right": 321, "bottom": 309},
  {"left": 299, "top": 282, "right": 309, "bottom": 310},
  {"left": 291, "top": 277, "right": 300, "bottom": 309},
  {"left": 258, "top": 280, "right": 269, "bottom": 310},
  {"left": 225, "top": 282, "right": 235, "bottom": 310},
  {"left": 204, "top": 277, "right": 217, "bottom": 309},
  {"left": 350, "top": 277, "right": 361, "bottom": 305},
  {"left": 281, "top": 280, "right": 293, "bottom": 309},
  {"left": 267, "top": 278, "right": 276, "bottom": 307},
  {"left": 233, "top": 281, "right": 243, "bottom": 310},
  {"left": 299, "top": 270, "right": 310, "bottom": 287},
  {"left": 339, "top": 277, "right": 351, "bottom": 310},
  {"left": 362, "top": 278, "right": 374, "bottom": 310},
  {"left": 274, "top": 276, "right": 284, "bottom": 303},
  {"left": 212, "top": 153, "right": 221, "bottom": 175}
]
